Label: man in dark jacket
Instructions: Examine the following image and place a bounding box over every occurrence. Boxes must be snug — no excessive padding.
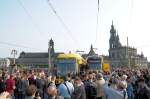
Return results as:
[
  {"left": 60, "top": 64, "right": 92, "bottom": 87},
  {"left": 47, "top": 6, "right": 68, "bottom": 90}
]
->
[
  {"left": 71, "top": 77, "right": 86, "bottom": 99},
  {"left": 36, "top": 73, "right": 46, "bottom": 99},
  {"left": 137, "top": 78, "right": 150, "bottom": 99},
  {"left": 17, "top": 75, "right": 29, "bottom": 99},
  {"left": 84, "top": 72, "right": 97, "bottom": 99}
]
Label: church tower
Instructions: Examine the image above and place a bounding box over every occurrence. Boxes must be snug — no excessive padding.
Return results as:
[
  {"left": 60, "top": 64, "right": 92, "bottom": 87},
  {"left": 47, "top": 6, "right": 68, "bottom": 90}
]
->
[
  {"left": 109, "top": 21, "right": 121, "bottom": 49},
  {"left": 109, "top": 21, "right": 116, "bottom": 49},
  {"left": 48, "top": 38, "right": 55, "bottom": 57},
  {"left": 48, "top": 38, "right": 55, "bottom": 73}
]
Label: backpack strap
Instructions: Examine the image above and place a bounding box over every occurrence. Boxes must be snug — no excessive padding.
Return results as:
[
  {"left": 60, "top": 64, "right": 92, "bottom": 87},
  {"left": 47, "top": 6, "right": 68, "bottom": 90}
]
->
[
  {"left": 123, "top": 90, "right": 126, "bottom": 99},
  {"left": 64, "top": 82, "right": 71, "bottom": 96}
]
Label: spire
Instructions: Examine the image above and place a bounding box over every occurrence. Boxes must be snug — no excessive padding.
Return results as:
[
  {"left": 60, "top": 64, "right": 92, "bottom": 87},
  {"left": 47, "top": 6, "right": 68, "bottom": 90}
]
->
[
  {"left": 116, "top": 30, "right": 119, "bottom": 38},
  {"left": 90, "top": 44, "right": 93, "bottom": 50},
  {"left": 88, "top": 44, "right": 96, "bottom": 56},
  {"left": 110, "top": 20, "right": 116, "bottom": 34},
  {"left": 49, "top": 38, "right": 54, "bottom": 47},
  {"left": 111, "top": 20, "right": 114, "bottom": 29}
]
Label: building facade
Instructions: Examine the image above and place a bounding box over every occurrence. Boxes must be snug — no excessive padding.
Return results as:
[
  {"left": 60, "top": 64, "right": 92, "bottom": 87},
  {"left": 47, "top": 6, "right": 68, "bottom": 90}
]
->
[
  {"left": 17, "top": 39, "right": 63, "bottom": 69},
  {"left": 109, "top": 22, "right": 148, "bottom": 68}
]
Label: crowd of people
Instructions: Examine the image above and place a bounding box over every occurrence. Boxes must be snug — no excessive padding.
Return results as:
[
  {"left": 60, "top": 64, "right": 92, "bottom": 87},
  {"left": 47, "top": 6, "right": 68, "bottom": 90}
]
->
[{"left": 0, "top": 67, "right": 150, "bottom": 99}]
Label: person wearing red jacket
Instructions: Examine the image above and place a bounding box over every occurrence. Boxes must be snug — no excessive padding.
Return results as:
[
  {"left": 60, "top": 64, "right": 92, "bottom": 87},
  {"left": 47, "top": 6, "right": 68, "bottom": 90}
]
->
[{"left": 5, "top": 75, "right": 16, "bottom": 98}]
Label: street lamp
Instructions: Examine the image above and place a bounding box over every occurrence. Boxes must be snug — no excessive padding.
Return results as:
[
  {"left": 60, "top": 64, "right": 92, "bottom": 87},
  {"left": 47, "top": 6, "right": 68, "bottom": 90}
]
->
[{"left": 11, "top": 49, "right": 17, "bottom": 65}]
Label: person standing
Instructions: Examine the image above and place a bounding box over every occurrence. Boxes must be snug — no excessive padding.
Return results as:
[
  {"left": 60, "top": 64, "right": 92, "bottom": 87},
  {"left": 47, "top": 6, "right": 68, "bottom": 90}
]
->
[
  {"left": 136, "top": 78, "right": 150, "bottom": 99},
  {"left": 86, "top": 72, "right": 97, "bottom": 99},
  {"left": 36, "top": 73, "right": 46, "bottom": 99},
  {"left": 58, "top": 75, "right": 74, "bottom": 99},
  {"left": 95, "top": 73, "right": 105, "bottom": 99},
  {"left": 71, "top": 77, "right": 86, "bottom": 99},
  {"left": 126, "top": 76, "right": 134, "bottom": 99},
  {"left": 5, "top": 75, "right": 16, "bottom": 99},
  {"left": 17, "top": 74, "right": 29, "bottom": 99}
]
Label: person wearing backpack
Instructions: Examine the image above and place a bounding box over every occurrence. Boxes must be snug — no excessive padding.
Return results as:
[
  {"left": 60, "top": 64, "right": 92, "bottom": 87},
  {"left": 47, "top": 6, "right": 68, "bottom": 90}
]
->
[{"left": 58, "top": 75, "right": 74, "bottom": 99}]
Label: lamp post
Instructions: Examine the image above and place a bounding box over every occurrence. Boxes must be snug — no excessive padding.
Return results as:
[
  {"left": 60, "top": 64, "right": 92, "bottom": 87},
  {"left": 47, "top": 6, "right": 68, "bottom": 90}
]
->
[
  {"left": 48, "top": 48, "right": 52, "bottom": 74},
  {"left": 127, "top": 37, "right": 131, "bottom": 68},
  {"left": 11, "top": 49, "right": 17, "bottom": 65}
]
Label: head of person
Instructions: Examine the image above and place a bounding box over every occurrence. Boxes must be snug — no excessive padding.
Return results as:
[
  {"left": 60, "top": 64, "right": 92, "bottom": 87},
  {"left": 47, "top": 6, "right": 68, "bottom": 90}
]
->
[
  {"left": 82, "top": 74, "right": 88, "bottom": 81},
  {"left": 109, "top": 77, "right": 119, "bottom": 89},
  {"left": 88, "top": 72, "right": 93, "bottom": 80},
  {"left": 93, "top": 72, "right": 97, "bottom": 80},
  {"left": 121, "top": 75, "right": 128, "bottom": 81},
  {"left": 126, "top": 76, "right": 132, "bottom": 83},
  {"left": 25, "top": 85, "right": 37, "bottom": 97},
  {"left": 40, "top": 71, "right": 45, "bottom": 79},
  {"left": 136, "top": 71, "right": 141, "bottom": 77},
  {"left": 16, "top": 72, "right": 21, "bottom": 79},
  {"left": 138, "top": 78, "right": 145, "bottom": 88},
  {"left": 9, "top": 74, "right": 14, "bottom": 79},
  {"left": 96, "top": 73, "right": 103, "bottom": 80},
  {"left": 74, "top": 77, "right": 82, "bottom": 86},
  {"left": 64, "top": 73, "right": 72, "bottom": 82},
  {"left": 117, "top": 81, "right": 127, "bottom": 90},
  {"left": 47, "top": 86, "right": 58, "bottom": 97}
]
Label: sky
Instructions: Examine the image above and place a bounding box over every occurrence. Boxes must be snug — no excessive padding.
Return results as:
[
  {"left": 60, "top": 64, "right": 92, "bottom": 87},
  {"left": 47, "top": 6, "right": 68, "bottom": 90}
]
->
[{"left": 1, "top": 0, "right": 150, "bottom": 60}]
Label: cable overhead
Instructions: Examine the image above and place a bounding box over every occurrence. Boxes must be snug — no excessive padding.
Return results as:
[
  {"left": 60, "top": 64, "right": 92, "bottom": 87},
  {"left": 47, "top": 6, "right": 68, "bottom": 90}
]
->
[
  {"left": 0, "top": 41, "right": 45, "bottom": 51},
  {"left": 16, "top": 0, "right": 43, "bottom": 36},
  {"left": 46, "top": 0, "right": 79, "bottom": 47},
  {"left": 94, "top": 0, "right": 100, "bottom": 45}
]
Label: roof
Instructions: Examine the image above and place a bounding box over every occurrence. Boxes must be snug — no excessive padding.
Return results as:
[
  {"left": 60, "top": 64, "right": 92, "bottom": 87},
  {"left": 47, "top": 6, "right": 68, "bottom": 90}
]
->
[
  {"left": 19, "top": 52, "right": 48, "bottom": 58},
  {"left": 19, "top": 52, "right": 64, "bottom": 59},
  {"left": 87, "top": 55, "right": 102, "bottom": 60},
  {"left": 57, "top": 53, "right": 86, "bottom": 65},
  {"left": 58, "top": 53, "right": 82, "bottom": 59}
]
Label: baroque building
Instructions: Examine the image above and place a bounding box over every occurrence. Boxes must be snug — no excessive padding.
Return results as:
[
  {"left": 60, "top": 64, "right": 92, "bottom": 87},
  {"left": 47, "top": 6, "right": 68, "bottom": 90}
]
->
[{"left": 109, "top": 22, "right": 148, "bottom": 68}]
